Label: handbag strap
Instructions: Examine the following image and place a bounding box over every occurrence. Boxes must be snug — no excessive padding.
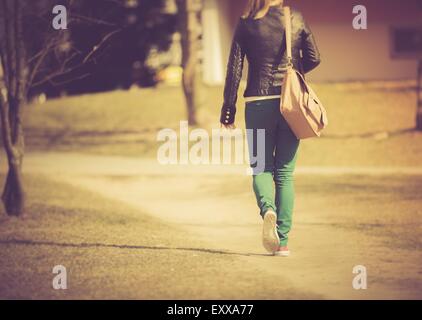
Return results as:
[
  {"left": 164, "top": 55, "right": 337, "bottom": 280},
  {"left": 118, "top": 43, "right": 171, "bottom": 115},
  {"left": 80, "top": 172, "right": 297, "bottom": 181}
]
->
[{"left": 284, "top": 6, "right": 293, "bottom": 66}]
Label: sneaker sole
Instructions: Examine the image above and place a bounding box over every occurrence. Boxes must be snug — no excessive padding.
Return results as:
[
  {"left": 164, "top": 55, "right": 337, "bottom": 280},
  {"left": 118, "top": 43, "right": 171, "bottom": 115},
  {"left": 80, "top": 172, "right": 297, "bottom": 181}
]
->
[
  {"left": 262, "top": 210, "right": 280, "bottom": 254},
  {"left": 274, "top": 250, "right": 290, "bottom": 257}
]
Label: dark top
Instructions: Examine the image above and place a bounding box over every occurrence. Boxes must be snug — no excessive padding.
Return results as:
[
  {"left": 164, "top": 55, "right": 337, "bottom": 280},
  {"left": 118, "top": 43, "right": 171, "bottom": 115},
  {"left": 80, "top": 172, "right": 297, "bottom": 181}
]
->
[{"left": 220, "top": 5, "right": 321, "bottom": 125}]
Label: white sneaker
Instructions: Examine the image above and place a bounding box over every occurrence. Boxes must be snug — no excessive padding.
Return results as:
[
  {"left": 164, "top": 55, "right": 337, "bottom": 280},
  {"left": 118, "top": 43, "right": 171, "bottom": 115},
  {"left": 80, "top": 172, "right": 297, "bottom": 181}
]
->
[
  {"left": 262, "top": 210, "right": 280, "bottom": 254},
  {"left": 274, "top": 246, "right": 290, "bottom": 257}
]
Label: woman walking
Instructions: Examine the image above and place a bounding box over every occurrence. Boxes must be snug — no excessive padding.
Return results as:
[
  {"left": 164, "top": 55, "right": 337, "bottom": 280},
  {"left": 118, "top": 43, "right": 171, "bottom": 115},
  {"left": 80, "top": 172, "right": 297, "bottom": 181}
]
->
[{"left": 220, "top": 0, "right": 321, "bottom": 256}]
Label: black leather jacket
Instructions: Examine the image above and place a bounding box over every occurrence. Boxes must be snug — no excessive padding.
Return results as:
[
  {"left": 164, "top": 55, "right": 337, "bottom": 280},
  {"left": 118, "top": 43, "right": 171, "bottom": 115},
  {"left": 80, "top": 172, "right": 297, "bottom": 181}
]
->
[{"left": 220, "top": 5, "right": 321, "bottom": 125}]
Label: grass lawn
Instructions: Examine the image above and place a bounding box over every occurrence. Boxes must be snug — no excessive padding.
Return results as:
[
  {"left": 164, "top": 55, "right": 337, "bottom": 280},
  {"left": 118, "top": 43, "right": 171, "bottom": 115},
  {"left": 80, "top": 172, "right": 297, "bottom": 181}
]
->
[
  {"left": 0, "top": 173, "right": 189, "bottom": 299},
  {"left": 23, "top": 81, "right": 422, "bottom": 167}
]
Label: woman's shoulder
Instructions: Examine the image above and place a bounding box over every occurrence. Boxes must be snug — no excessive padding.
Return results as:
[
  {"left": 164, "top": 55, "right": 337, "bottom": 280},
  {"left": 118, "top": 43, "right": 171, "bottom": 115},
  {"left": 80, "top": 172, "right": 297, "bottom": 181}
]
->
[{"left": 237, "top": 6, "right": 305, "bottom": 25}]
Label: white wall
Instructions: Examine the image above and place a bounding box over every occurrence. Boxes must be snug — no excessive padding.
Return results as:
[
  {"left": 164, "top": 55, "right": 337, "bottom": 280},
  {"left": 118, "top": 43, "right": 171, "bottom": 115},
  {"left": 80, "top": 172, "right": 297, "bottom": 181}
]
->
[
  {"left": 202, "top": 0, "right": 225, "bottom": 85},
  {"left": 308, "top": 24, "right": 419, "bottom": 82},
  {"left": 209, "top": 0, "right": 422, "bottom": 84}
]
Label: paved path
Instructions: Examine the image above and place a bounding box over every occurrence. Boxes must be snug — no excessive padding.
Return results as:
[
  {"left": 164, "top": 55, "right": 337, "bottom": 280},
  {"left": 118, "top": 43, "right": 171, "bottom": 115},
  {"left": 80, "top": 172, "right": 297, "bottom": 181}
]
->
[
  {"left": 2, "top": 151, "right": 421, "bottom": 299},
  {"left": 20, "top": 152, "right": 422, "bottom": 176}
]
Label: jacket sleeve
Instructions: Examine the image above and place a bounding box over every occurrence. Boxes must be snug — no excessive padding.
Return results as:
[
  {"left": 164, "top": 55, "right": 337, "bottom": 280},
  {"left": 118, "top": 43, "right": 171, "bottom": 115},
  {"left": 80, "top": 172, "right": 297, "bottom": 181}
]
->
[
  {"left": 299, "top": 13, "right": 321, "bottom": 74},
  {"left": 220, "top": 20, "right": 246, "bottom": 125}
]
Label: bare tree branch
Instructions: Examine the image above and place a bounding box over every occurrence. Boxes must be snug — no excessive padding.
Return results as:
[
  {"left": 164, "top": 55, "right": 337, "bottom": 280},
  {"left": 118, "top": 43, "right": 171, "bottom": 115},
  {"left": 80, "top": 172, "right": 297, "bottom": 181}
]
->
[
  {"left": 83, "top": 28, "right": 121, "bottom": 63},
  {"left": 31, "top": 63, "right": 83, "bottom": 88},
  {"left": 31, "top": 28, "right": 121, "bottom": 88},
  {"left": 48, "top": 73, "right": 91, "bottom": 87},
  {"left": 69, "top": 14, "right": 119, "bottom": 27},
  {"left": 28, "top": 36, "right": 63, "bottom": 64},
  {"left": 28, "top": 37, "right": 58, "bottom": 86}
]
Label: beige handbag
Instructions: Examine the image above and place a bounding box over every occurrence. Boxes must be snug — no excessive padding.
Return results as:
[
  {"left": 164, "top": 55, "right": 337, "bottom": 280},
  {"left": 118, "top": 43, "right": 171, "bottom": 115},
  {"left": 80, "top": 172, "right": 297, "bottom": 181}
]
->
[{"left": 280, "top": 6, "right": 328, "bottom": 139}]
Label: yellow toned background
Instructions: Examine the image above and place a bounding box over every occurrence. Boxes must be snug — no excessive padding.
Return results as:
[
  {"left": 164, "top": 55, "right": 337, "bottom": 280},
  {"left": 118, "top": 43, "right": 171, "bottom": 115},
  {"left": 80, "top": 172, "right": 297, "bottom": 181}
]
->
[{"left": 0, "top": 0, "right": 421, "bottom": 299}]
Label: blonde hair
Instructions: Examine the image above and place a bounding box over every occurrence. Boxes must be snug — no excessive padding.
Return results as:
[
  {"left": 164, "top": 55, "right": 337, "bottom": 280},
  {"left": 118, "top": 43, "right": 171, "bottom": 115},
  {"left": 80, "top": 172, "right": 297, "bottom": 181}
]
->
[{"left": 242, "top": 0, "right": 284, "bottom": 20}]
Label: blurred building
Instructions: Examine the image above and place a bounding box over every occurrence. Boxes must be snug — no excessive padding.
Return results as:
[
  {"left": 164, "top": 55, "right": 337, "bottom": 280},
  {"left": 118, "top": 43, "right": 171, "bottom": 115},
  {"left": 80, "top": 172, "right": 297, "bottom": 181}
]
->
[{"left": 202, "top": 0, "right": 422, "bottom": 83}]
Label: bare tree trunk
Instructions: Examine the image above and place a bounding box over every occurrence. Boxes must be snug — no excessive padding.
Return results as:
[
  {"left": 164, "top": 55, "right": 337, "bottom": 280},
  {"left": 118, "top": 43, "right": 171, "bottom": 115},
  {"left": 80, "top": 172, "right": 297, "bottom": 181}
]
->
[
  {"left": 417, "top": 60, "right": 422, "bottom": 131},
  {"left": 2, "top": 156, "right": 25, "bottom": 216},
  {"left": 0, "top": 64, "right": 25, "bottom": 216},
  {"left": 0, "top": 0, "right": 122, "bottom": 216},
  {"left": 0, "top": 0, "right": 27, "bottom": 216},
  {"left": 178, "top": 0, "right": 201, "bottom": 126}
]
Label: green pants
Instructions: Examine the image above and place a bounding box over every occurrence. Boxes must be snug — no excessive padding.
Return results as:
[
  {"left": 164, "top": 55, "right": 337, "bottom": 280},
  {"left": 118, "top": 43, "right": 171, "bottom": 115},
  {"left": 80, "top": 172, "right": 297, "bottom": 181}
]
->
[{"left": 245, "top": 98, "right": 300, "bottom": 246}]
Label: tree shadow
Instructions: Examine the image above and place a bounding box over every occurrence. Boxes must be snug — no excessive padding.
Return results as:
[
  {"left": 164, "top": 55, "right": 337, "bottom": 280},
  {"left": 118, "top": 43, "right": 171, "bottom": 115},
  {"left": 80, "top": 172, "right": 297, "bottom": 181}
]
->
[{"left": 0, "top": 238, "right": 269, "bottom": 257}]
